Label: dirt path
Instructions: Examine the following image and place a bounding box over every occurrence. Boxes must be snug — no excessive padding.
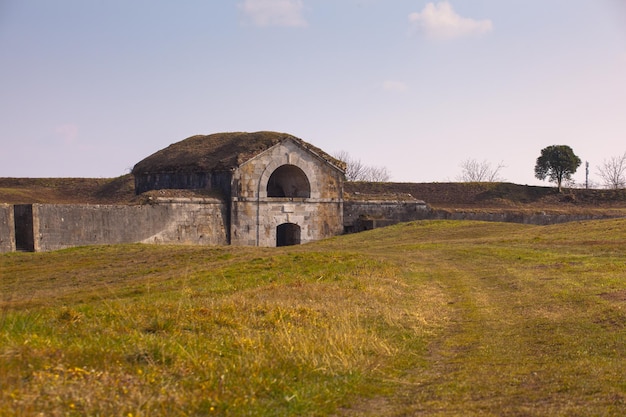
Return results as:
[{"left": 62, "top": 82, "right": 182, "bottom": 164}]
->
[{"left": 338, "top": 242, "right": 626, "bottom": 416}]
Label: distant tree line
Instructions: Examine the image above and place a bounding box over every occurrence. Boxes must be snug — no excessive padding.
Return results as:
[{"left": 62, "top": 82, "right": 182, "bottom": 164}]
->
[
  {"left": 457, "top": 146, "right": 626, "bottom": 191},
  {"left": 336, "top": 145, "right": 626, "bottom": 189}
]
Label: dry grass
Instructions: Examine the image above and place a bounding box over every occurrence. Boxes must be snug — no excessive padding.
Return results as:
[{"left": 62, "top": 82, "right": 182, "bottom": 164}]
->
[
  {"left": 345, "top": 181, "right": 626, "bottom": 215},
  {"left": 0, "top": 176, "right": 135, "bottom": 204},
  {"left": 132, "top": 131, "right": 345, "bottom": 175},
  {"left": 1, "top": 244, "right": 444, "bottom": 416},
  {"left": 2, "top": 219, "right": 626, "bottom": 416}
]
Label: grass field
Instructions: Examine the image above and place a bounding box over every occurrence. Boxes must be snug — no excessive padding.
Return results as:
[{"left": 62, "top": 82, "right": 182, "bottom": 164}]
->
[{"left": 1, "top": 219, "right": 626, "bottom": 416}]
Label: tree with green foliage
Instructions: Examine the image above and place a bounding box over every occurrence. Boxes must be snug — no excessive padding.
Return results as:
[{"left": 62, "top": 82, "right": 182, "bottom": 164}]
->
[{"left": 534, "top": 145, "right": 581, "bottom": 192}]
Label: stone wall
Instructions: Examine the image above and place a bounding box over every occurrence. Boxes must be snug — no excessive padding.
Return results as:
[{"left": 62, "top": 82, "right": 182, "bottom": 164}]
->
[
  {"left": 133, "top": 171, "right": 232, "bottom": 196},
  {"left": 0, "top": 204, "right": 15, "bottom": 252},
  {"left": 343, "top": 200, "right": 431, "bottom": 233},
  {"left": 231, "top": 199, "right": 343, "bottom": 246},
  {"left": 29, "top": 199, "right": 227, "bottom": 252},
  {"left": 234, "top": 139, "right": 343, "bottom": 200},
  {"left": 343, "top": 201, "right": 622, "bottom": 233},
  {"left": 429, "top": 209, "right": 621, "bottom": 225},
  {"left": 230, "top": 139, "right": 345, "bottom": 246},
  {"left": 4, "top": 199, "right": 623, "bottom": 253}
]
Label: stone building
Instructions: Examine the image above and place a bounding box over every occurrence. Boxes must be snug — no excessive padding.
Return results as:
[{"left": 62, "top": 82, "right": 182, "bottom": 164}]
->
[
  {"left": 0, "top": 131, "right": 430, "bottom": 252},
  {"left": 132, "top": 131, "right": 346, "bottom": 247}
]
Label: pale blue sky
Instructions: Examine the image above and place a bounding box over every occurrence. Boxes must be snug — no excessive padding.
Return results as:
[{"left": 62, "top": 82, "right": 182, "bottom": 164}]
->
[{"left": 1, "top": 1, "right": 625, "bottom": 186}]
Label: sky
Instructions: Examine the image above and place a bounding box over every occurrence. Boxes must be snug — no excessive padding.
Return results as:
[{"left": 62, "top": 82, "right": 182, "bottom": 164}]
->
[{"left": 1, "top": 0, "right": 625, "bottom": 186}]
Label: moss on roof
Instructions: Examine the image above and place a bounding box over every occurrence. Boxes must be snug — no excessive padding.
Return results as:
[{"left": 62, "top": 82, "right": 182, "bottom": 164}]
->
[{"left": 132, "top": 131, "right": 345, "bottom": 175}]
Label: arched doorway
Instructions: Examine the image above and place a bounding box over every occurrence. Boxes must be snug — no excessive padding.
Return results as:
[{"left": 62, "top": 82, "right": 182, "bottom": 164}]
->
[
  {"left": 276, "top": 223, "right": 301, "bottom": 247},
  {"left": 267, "top": 165, "right": 311, "bottom": 198}
]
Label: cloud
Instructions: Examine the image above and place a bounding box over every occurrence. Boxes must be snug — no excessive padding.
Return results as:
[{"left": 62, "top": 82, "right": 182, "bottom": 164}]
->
[
  {"left": 408, "top": 1, "right": 492, "bottom": 40},
  {"left": 238, "top": 0, "right": 308, "bottom": 28},
  {"left": 383, "top": 80, "right": 408, "bottom": 93}
]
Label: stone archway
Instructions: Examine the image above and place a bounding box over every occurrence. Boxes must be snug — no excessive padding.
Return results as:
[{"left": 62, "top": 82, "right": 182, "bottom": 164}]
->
[
  {"left": 276, "top": 223, "right": 301, "bottom": 247},
  {"left": 267, "top": 165, "right": 311, "bottom": 198}
]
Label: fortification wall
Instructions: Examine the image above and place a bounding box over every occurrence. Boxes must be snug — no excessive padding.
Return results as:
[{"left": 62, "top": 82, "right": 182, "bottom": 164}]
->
[
  {"left": 235, "top": 140, "right": 344, "bottom": 200},
  {"left": 229, "top": 139, "right": 345, "bottom": 247},
  {"left": 429, "top": 209, "right": 620, "bottom": 225},
  {"left": 133, "top": 172, "right": 233, "bottom": 196},
  {"left": 32, "top": 199, "right": 227, "bottom": 252},
  {"left": 344, "top": 200, "right": 431, "bottom": 232},
  {"left": 230, "top": 199, "right": 343, "bottom": 246},
  {"left": 343, "top": 201, "right": 621, "bottom": 233},
  {"left": 6, "top": 198, "right": 621, "bottom": 253},
  {"left": 0, "top": 204, "right": 15, "bottom": 252}
]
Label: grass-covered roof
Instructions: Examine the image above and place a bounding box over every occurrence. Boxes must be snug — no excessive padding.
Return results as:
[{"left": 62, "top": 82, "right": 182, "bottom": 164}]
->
[{"left": 132, "top": 131, "right": 345, "bottom": 175}]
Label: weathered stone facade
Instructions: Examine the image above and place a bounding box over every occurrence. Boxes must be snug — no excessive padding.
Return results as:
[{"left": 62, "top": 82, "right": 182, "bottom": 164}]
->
[
  {"left": 343, "top": 200, "right": 430, "bottom": 233},
  {"left": 0, "top": 132, "right": 349, "bottom": 252},
  {"left": 7, "top": 126, "right": 619, "bottom": 253},
  {"left": 131, "top": 132, "right": 346, "bottom": 248},
  {"left": 7, "top": 200, "right": 227, "bottom": 252},
  {"left": 230, "top": 139, "right": 344, "bottom": 246},
  {"left": 0, "top": 204, "right": 15, "bottom": 252}
]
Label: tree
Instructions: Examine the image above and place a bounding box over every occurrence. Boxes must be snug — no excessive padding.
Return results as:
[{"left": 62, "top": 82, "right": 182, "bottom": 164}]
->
[
  {"left": 534, "top": 145, "right": 581, "bottom": 192},
  {"left": 597, "top": 152, "right": 626, "bottom": 189},
  {"left": 363, "top": 165, "right": 391, "bottom": 182},
  {"left": 334, "top": 150, "right": 391, "bottom": 182},
  {"left": 457, "top": 159, "right": 505, "bottom": 182}
]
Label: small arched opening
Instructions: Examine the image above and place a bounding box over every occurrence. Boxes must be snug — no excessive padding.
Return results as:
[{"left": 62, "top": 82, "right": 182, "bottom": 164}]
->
[
  {"left": 267, "top": 165, "right": 311, "bottom": 198},
  {"left": 276, "top": 223, "right": 301, "bottom": 247}
]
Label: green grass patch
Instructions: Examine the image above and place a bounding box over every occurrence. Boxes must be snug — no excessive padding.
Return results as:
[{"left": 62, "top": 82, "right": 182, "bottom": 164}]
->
[{"left": 2, "top": 219, "right": 626, "bottom": 415}]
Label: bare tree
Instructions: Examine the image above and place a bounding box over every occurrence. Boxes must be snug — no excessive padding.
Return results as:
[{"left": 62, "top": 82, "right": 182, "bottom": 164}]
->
[
  {"left": 597, "top": 152, "right": 626, "bottom": 189},
  {"left": 457, "top": 159, "right": 505, "bottom": 182},
  {"left": 334, "top": 150, "right": 366, "bottom": 181},
  {"left": 334, "top": 150, "right": 391, "bottom": 182},
  {"left": 362, "top": 165, "right": 391, "bottom": 182}
]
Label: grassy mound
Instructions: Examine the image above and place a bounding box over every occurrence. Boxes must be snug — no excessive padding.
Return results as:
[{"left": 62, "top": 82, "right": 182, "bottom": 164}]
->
[
  {"left": 0, "top": 175, "right": 135, "bottom": 204},
  {"left": 346, "top": 181, "right": 626, "bottom": 211},
  {"left": 2, "top": 219, "right": 626, "bottom": 416}
]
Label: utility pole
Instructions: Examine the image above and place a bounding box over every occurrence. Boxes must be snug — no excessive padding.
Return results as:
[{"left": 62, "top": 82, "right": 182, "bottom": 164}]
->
[{"left": 585, "top": 161, "right": 589, "bottom": 189}]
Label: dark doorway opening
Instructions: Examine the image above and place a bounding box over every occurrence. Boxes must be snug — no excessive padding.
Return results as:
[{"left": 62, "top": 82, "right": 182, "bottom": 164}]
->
[
  {"left": 14, "top": 204, "right": 35, "bottom": 252},
  {"left": 267, "top": 165, "right": 311, "bottom": 198},
  {"left": 276, "top": 223, "right": 301, "bottom": 247}
]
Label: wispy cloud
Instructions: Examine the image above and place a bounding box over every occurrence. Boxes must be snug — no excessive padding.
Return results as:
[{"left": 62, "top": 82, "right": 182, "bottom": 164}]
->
[
  {"left": 409, "top": 1, "right": 492, "bottom": 40},
  {"left": 383, "top": 80, "right": 408, "bottom": 93},
  {"left": 238, "top": 0, "right": 308, "bottom": 28}
]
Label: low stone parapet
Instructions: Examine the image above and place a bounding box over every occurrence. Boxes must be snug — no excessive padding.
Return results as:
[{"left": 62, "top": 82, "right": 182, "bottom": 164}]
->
[
  {"left": 343, "top": 200, "right": 431, "bottom": 233},
  {"left": 3, "top": 201, "right": 228, "bottom": 252}
]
